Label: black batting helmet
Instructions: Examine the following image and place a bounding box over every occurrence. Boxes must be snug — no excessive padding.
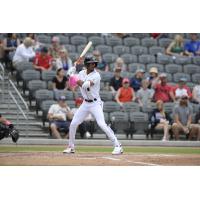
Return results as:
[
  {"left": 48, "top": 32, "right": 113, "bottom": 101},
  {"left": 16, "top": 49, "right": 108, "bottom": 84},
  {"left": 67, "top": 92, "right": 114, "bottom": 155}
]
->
[{"left": 84, "top": 55, "right": 98, "bottom": 66}]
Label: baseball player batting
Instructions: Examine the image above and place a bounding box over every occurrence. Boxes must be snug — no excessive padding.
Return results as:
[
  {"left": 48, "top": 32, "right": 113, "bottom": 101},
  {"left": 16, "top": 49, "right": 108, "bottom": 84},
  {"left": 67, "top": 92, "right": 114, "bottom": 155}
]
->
[{"left": 63, "top": 55, "right": 123, "bottom": 155}]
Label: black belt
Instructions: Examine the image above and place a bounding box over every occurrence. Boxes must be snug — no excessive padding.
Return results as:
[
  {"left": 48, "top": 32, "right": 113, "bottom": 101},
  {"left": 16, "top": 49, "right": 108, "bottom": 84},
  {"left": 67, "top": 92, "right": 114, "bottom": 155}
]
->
[{"left": 84, "top": 98, "right": 97, "bottom": 103}]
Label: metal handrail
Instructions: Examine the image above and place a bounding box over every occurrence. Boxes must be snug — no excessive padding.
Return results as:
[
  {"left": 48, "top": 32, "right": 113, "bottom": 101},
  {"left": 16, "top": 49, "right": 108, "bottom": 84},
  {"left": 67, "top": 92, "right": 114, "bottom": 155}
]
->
[
  {"left": 8, "top": 91, "right": 29, "bottom": 137},
  {"left": 8, "top": 91, "right": 28, "bottom": 120},
  {"left": 8, "top": 79, "right": 29, "bottom": 111}
]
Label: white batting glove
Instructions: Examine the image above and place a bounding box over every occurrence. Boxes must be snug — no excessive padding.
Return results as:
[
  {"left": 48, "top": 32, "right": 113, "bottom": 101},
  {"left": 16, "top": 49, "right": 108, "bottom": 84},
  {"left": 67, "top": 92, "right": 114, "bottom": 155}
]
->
[
  {"left": 67, "top": 66, "right": 76, "bottom": 76},
  {"left": 82, "top": 81, "right": 91, "bottom": 90}
]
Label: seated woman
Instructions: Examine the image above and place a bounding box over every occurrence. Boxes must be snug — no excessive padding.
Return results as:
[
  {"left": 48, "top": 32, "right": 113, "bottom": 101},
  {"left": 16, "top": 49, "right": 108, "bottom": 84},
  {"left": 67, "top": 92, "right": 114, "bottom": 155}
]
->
[
  {"left": 166, "top": 34, "right": 184, "bottom": 56},
  {"left": 146, "top": 67, "right": 160, "bottom": 89},
  {"left": 114, "top": 57, "right": 127, "bottom": 71},
  {"left": 115, "top": 78, "right": 135, "bottom": 107},
  {"left": 149, "top": 100, "right": 172, "bottom": 141},
  {"left": 56, "top": 48, "right": 73, "bottom": 72},
  {"left": 52, "top": 68, "right": 69, "bottom": 100},
  {"left": 3, "top": 33, "right": 20, "bottom": 66}
]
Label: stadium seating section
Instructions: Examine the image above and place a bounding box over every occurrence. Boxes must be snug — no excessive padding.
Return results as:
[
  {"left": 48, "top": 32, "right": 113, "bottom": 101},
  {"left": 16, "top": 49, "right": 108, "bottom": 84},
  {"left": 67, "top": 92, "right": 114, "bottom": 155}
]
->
[{"left": 1, "top": 33, "right": 200, "bottom": 139}]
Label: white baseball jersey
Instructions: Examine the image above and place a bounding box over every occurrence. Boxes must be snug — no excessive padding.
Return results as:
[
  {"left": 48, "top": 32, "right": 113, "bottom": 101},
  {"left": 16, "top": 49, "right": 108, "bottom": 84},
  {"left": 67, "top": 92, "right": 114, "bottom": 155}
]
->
[
  {"left": 78, "top": 69, "right": 101, "bottom": 100},
  {"left": 68, "top": 69, "right": 120, "bottom": 149}
]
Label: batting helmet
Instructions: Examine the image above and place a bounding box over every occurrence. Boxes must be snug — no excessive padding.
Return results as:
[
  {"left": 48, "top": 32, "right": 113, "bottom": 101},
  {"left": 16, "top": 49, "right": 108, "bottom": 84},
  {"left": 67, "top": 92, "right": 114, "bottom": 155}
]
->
[{"left": 84, "top": 55, "right": 98, "bottom": 66}]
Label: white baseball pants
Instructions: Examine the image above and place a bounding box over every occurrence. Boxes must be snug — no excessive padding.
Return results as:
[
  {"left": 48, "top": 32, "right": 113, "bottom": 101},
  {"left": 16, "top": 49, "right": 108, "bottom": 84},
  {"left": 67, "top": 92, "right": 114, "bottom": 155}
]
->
[{"left": 68, "top": 101, "right": 120, "bottom": 148}]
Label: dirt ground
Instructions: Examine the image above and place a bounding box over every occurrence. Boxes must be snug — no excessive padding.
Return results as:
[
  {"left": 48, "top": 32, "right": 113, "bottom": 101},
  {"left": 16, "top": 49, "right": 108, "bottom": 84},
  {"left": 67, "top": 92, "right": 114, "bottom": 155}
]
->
[{"left": 0, "top": 152, "right": 200, "bottom": 166}]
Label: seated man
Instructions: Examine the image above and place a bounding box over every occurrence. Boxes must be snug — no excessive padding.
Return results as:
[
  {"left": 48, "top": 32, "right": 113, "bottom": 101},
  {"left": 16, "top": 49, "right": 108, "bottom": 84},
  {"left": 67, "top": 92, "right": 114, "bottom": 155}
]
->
[
  {"left": 33, "top": 46, "right": 52, "bottom": 71},
  {"left": 71, "top": 97, "right": 95, "bottom": 138},
  {"left": 115, "top": 78, "right": 135, "bottom": 107},
  {"left": 137, "top": 79, "right": 154, "bottom": 111},
  {"left": 153, "top": 73, "right": 173, "bottom": 103},
  {"left": 0, "top": 113, "right": 19, "bottom": 143},
  {"left": 184, "top": 33, "right": 200, "bottom": 56},
  {"left": 172, "top": 95, "right": 200, "bottom": 140},
  {"left": 130, "top": 69, "right": 145, "bottom": 92},
  {"left": 109, "top": 67, "right": 123, "bottom": 95},
  {"left": 13, "top": 37, "right": 35, "bottom": 66},
  {"left": 171, "top": 77, "right": 192, "bottom": 102},
  {"left": 48, "top": 96, "right": 72, "bottom": 139}
]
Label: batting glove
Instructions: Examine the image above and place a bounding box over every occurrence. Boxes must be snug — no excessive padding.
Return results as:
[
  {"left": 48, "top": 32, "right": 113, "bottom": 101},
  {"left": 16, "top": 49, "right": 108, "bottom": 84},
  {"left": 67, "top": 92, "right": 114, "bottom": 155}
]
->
[{"left": 67, "top": 66, "right": 76, "bottom": 76}]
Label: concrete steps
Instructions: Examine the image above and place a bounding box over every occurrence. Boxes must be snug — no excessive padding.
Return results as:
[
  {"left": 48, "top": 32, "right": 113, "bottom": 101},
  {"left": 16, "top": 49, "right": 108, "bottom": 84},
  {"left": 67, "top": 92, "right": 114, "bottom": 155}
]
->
[{"left": 0, "top": 71, "right": 47, "bottom": 138}]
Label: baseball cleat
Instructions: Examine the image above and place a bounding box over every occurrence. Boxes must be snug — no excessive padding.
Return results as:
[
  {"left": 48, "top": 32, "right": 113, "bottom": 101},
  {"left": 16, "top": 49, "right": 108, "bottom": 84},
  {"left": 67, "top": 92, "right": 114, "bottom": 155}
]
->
[
  {"left": 112, "top": 145, "right": 123, "bottom": 155},
  {"left": 63, "top": 147, "right": 75, "bottom": 154}
]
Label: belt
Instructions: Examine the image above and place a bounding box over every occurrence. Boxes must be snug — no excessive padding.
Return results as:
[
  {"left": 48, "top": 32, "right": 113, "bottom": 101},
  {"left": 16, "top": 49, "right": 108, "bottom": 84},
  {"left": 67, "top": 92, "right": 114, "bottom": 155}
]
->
[{"left": 84, "top": 98, "right": 97, "bottom": 103}]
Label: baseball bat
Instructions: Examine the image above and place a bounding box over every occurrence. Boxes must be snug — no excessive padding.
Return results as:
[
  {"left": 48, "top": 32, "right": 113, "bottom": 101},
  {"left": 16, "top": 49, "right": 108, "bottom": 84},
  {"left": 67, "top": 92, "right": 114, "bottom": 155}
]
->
[
  {"left": 80, "top": 41, "right": 93, "bottom": 58},
  {"left": 75, "top": 41, "right": 93, "bottom": 66}
]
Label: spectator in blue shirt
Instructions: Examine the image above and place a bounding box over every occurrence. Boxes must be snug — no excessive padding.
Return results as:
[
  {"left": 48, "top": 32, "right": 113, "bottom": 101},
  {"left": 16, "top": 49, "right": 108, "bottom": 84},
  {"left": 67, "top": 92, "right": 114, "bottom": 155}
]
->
[
  {"left": 130, "top": 69, "right": 145, "bottom": 92},
  {"left": 184, "top": 33, "right": 200, "bottom": 56}
]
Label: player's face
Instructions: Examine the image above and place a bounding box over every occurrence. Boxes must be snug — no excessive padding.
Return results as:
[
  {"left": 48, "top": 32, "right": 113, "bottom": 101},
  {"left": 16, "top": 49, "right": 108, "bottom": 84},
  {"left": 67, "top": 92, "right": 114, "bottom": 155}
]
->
[{"left": 86, "top": 63, "right": 96, "bottom": 72}]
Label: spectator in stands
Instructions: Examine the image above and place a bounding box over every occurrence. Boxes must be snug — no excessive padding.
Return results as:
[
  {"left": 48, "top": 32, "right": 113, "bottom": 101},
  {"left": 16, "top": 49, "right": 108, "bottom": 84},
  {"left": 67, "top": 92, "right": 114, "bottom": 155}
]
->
[
  {"left": 114, "top": 57, "right": 127, "bottom": 71},
  {"left": 33, "top": 46, "right": 52, "bottom": 71},
  {"left": 49, "top": 36, "right": 62, "bottom": 59},
  {"left": 48, "top": 96, "right": 72, "bottom": 139},
  {"left": 26, "top": 33, "right": 40, "bottom": 52},
  {"left": 171, "top": 78, "right": 192, "bottom": 102},
  {"left": 147, "top": 67, "right": 160, "bottom": 89},
  {"left": 115, "top": 78, "right": 135, "bottom": 107},
  {"left": 109, "top": 67, "right": 123, "bottom": 95},
  {"left": 137, "top": 79, "right": 154, "bottom": 111},
  {"left": 52, "top": 68, "right": 69, "bottom": 100},
  {"left": 71, "top": 97, "right": 95, "bottom": 138},
  {"left": 195, "top": 107, "right": 200, "bottom": 124},
  {"left": 184, "top": 33, "right": 200, "bottom": 56},
  {"left": 93, "top": 50, "right": 108, "bottom": 71},
  {"left": 172, "top": 95, "right": 200, "bottom": 140},
  {"left": 150, "top": 33, "right": 161, "bottom": 39},
  {"left": 130, "top": 69, "right": 145, "bottom": 92},
  {"left": 56, "top": 48, "right": 73, "bottom": 72},
  {"left": 13, "top": 37, "right": 35, "bottom": 66},
  {"left": 149, "top": 100, "right": 172, "bottom": 141},
  {"left": 166, "top": 34, "right": 184, "bottom": 56},
  {"left": 0, "top": 39, "right": 4, "bottom": 63},
  {"left": 153, "top": 73, "right": 173, "bottom": 102},
  {"left": 150, "top": 33, "right": 168, "bottom": 39},
  {"left": 192, "top": 80, "right": 200, "bottom": 104},
  {"left": 3, "top": 33, "right": 20, "bottom": 66}
]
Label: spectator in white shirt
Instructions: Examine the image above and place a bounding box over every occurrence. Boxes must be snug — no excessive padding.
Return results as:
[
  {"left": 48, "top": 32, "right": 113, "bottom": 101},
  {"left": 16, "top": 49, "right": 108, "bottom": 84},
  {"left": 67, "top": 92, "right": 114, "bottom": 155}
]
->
[
  {"left": 13, "top": 37, "right": 35, "bottom": 66},
  {"left": 171, "top": 78, "right": 192, "bottom": 102},
  {"left": 192, "top": 80, "right": 200, "bottom": 104},
  {"left": 48, "top": 96, "right": 72, "bottom": 139}
]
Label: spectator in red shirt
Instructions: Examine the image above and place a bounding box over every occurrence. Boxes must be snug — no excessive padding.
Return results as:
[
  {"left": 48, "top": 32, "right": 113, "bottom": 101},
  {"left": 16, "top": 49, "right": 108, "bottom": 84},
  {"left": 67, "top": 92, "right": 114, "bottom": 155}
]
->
[
  {"left": 115, "top": 78, "right": 135, "bottom": 107},
  {"left": 171, "top": 78, "right": 192, "bottom": 102},
  {"left": 33, "top": 46, "right": 52, "bottom": 71},
  {"left": 153, "top": 73, "right": 173, "bottom": 102}
]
